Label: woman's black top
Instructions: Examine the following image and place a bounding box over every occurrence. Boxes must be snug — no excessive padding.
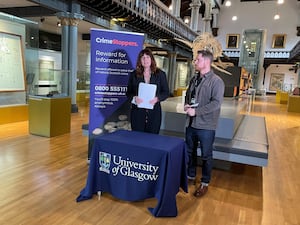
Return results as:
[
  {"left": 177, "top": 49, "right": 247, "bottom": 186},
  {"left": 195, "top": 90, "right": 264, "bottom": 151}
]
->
[{"left": 126, "top": 69, "right": 169, "bottom": 134}]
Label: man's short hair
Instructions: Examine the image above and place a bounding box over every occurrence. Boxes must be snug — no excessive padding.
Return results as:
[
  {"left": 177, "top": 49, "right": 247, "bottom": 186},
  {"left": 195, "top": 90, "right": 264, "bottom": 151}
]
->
[{"left": 197, "top": 50, "right": 214, "bottom": 63}]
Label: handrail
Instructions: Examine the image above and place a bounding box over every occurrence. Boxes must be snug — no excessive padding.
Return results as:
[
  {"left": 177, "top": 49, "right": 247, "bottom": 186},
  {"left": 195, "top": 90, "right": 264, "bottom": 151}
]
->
[
  {"left": 289, "top": 40, "right": 300, "bottom": 61},
  {"left": 114, "top": 0, "right": 198, "bottom": 42}
]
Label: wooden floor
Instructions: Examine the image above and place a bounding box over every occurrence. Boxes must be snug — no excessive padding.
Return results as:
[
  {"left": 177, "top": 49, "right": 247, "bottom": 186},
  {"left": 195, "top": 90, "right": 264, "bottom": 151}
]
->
[{"left": 1, "top": 95, "right": 300, "bottom": 225}]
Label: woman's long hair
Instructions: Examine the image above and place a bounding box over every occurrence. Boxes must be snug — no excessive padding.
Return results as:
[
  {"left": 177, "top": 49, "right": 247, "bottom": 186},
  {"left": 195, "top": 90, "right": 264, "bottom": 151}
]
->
[{"left": 135, "top": 48, "right": 158, "bottom": 77}]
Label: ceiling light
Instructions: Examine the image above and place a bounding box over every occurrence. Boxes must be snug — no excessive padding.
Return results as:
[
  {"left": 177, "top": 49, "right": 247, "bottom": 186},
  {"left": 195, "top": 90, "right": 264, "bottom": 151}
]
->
[
  {"left": 232, "top": 16, "right": 237, "bottom": 21},
  {"left": 277, "top": 0, "right": 284, "bottom": 4},
  {"left": 225, "top": 1, "right": 231, "bottom": 7},
  {"left": 274, "top": 14, "right": 280, "bottom": 20},
  {"left": 184, "top": 16, "right": 190, "bottom": 24}
]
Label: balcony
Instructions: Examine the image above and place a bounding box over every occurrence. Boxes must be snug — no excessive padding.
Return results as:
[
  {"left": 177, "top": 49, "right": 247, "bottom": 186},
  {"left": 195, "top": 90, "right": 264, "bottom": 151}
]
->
[{"left": 78, "top": 0, "right": 198, "bottom": 42}]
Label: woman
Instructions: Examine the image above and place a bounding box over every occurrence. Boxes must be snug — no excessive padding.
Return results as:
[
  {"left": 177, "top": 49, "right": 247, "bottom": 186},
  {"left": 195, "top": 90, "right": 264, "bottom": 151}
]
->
[{"left": 126, "top": 48, "right": 169, "bottom": 134}]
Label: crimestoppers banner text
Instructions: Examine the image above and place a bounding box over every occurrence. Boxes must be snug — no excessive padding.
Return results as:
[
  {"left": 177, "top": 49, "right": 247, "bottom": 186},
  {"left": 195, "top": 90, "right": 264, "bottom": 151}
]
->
[{"left": 89, "top": 29, "right": 144, "bottom": 136}]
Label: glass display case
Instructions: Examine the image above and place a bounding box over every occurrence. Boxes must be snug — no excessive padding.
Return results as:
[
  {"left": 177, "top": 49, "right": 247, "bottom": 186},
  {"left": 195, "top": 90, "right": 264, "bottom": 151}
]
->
[
  {"left": 76, "top": 68, "right": 90, "bottom": 106},
  {"left": 0, "top": 12, "right": 39, "bottom": 106},
  {"left": 282, "top": 83, "right": 293, "bottom": 93},
  {"left": 29, "top": 69, "right": 70, "bottom": 97}
]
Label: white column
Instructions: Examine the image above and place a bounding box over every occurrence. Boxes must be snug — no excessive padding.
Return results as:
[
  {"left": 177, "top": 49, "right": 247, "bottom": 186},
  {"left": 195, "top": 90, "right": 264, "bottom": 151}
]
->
[
  {"left": 56, "top": 11, "right": 84, "bottom": 113},
  {"left": 57, "top": 15, "right": 70, "bottom": 96},
  {"left": 189, "top": 0, "right": 202, "bottom": 32},
  {"left": 211, "top": 7, "right": 219, "bottom": 28},
  {"left": 69, "top": 17, "right": 81, "bottom": 112},
  {"left": 168, "top": 51, "right": 178, "bottom": 94},
  {"left": 211, "top": 7, "right": 219, "bottom": 36},
  {"left": 172, "top": 0, "right": 181, "bottom": 18},
  {"left": 202, "top": 0, "right": 212, "bottom": 33}
]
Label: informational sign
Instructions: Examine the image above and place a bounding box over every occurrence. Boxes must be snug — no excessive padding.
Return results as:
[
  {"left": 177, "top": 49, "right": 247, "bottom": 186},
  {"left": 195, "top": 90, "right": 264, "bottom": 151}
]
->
[
  {"left": 0, "top": 32, "right": 25, "bottom": 92},
  {"left": 89, "top": 29, "right": 144, "bottom": 138}
]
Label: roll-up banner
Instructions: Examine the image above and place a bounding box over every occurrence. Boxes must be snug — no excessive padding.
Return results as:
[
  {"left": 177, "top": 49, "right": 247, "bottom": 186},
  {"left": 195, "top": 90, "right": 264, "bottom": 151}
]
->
[{"left": 88, "top": 29, "right": 144, "bottom": 158}]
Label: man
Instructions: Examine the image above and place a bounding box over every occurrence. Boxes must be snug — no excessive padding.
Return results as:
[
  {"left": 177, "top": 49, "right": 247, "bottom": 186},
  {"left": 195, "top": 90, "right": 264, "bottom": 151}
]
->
[{"left": 184, "top": 49, "right": 225, "bottom": 198}]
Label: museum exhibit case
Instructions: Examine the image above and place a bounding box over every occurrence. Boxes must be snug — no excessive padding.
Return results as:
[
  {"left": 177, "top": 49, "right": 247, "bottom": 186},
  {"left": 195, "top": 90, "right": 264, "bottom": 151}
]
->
[
  {"left": 28, "top": 69, "right": 71, "bottom": 137},
  {"left": 76, "top": 69, "right": 90, "bottom": 107},
  {"left": 0, "top": 12, "right": 39, "bottom": 124}
]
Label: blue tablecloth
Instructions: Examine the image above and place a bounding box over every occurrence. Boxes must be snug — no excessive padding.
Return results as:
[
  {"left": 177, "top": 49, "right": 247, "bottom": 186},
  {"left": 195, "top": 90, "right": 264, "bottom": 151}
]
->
[{"left": 76, "top": 130, "right": 188, "bottom": 217}]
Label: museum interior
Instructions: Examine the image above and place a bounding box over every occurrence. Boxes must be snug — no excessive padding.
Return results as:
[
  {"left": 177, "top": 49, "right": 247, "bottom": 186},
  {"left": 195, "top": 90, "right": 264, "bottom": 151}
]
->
[{"left": 0, "top": 0, "right": 300, "bottom": 225}]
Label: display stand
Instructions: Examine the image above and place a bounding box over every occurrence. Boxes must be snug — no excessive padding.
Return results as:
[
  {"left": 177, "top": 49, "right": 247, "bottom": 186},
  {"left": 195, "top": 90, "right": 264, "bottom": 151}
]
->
[
  {"left": 28, "top": 96, "right": 71, "bottom": 137},
  {"left": 159, "top": 96, "right": 268, "bottom": 167},
  {"left": 276, "top": 90, "right": 289, "bottom": 104},
  {"left": 287, "top": 95, "right": 300, "bottom": 113}
]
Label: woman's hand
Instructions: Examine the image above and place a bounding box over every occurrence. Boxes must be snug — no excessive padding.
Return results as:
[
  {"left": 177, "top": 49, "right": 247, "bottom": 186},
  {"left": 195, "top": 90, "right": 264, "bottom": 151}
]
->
[
  {"left": 149, "top": 97, "right": 159, "bottom": 105},
  {"left": 135, "top": 96, "right": 143, "bottom": 105}
]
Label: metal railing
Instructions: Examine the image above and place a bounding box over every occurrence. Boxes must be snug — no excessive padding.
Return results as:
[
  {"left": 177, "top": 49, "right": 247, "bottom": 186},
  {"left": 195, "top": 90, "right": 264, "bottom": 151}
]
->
[{"left": 115, "top": 0, "right": 198, "bottom": 41}]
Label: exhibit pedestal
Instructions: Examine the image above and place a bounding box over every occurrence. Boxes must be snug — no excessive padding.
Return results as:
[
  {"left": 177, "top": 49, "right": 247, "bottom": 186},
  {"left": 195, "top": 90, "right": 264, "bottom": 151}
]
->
[
  {"left": 28, "top": 96, "right": 71, "bottom": 137},
  {"left": 160, "top": 97, "right": 247, "bottom": 139},
  {"left": 287, "top": 95, "right": 300, "bottom": 113},
  {"left": 159, "top": 96, "right": 268, "bottom": 167},
  {"left": 276, "top": 90, "right": 289, "bottom": 104}
]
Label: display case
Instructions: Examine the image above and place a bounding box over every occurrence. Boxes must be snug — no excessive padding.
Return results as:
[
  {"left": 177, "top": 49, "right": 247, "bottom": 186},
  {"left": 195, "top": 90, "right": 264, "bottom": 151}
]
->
[
  {"left": 76, "top": 70, "right": 90, "bottom": 106},
  {"left": 0, "top": 12, "right": 39, "bottom": 107},
  {"left": 29, "top": 69, "right": 70, "bottom": 97},
  {"left": 0, "top": 12, "right": 39, "bottom": 124}
]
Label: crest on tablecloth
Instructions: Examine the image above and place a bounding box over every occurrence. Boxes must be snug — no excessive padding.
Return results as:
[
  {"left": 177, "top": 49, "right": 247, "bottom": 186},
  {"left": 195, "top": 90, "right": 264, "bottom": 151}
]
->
[{"left": 99, "top": 151, "right": 111, "bottom": 174}]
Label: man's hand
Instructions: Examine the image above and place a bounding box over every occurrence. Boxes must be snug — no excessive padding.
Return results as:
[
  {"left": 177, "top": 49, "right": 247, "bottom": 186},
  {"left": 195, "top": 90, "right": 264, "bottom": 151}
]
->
[
  {"left": 184, "top": 104, "right": 191, "bottom": 111},
  {"left": 184, "top": 105, "right": 196, "bottom": 116}
]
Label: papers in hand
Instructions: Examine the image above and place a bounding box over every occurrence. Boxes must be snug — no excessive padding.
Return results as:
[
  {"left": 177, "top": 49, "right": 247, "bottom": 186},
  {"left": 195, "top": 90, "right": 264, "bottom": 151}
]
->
[
  {"left": 190, "top": 103, "right": 199, "bottom": 108},
  {"left": 132, "top": 83, "right": 157, "bottom": 109},
  {"left": 184, "top": 103, "right": 199, "bottom": 109}
]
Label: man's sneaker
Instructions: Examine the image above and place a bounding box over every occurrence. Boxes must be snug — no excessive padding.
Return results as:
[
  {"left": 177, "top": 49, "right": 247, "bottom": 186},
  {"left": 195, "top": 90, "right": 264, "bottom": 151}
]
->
[
  {"left": 187, "top": 175, "right": 195, "bottom": 180},
  {"left": 193, "top": 183, "right": 208, "bottom": 197}
]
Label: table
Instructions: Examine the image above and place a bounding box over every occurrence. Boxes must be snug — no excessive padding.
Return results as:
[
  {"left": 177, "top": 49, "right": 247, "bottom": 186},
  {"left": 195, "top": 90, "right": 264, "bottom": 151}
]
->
[{"left": 76, "top": 130, "right": 188, "bottom": 217}]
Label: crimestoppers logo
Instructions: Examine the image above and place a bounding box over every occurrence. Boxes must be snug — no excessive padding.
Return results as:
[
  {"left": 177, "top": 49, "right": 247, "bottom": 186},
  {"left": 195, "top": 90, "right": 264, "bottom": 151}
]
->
[{"left": 99, "top": 152, "right": 111, "bottom": 174}]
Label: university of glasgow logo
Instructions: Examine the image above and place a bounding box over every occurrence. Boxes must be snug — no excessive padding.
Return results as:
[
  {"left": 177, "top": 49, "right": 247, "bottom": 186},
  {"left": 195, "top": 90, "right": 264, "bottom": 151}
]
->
[{"left": 99, "top": 151, "right": 111, "bottom": 174}]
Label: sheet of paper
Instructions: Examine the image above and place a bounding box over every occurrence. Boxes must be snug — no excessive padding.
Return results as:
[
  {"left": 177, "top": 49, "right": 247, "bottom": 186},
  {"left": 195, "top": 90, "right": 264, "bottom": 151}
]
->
[{"left": 138, "top": 82, "right": 157, "bottom": 109}]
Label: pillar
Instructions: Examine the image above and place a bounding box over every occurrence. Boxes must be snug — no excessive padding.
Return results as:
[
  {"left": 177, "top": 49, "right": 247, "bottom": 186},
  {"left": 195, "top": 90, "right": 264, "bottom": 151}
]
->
[
  {"left": 58, "top": 16, "right": 69, "bottom": 96},
  {"left": 189, "top": 0, "right": 202, "bottom": 32},
  {"left": 168, "top": 52, "right": 178, "bottom": 95},
  {"left": 69, "top": 17, "right": 81, "bottom": 113},
  {"left": 188, "top": 58, "right": 195, "bottom": 80},
  {"left": 211, "top": 7, "right": 219, "bottom": 36},
  {"left": 172, "top": 0, "right": 181, "bottom": 18},
  {"left": 202, "top": 0, "right": 212, "bottom": 33},
  {"left": 57, "top": 11, "right": 84, "bottom": 113}
]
